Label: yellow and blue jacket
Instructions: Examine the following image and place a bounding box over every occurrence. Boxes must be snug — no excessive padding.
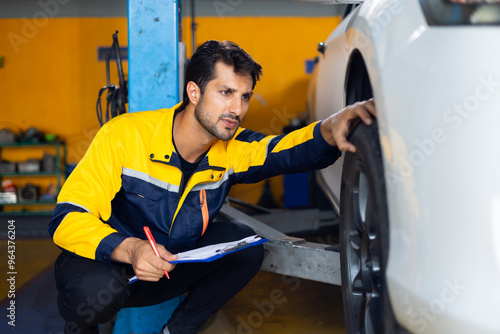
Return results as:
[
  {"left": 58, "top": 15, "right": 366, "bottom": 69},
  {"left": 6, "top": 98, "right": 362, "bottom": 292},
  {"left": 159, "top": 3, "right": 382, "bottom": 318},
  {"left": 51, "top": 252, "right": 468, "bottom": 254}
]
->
[{"left": 48, "top": 104, "right": 340, "bottom": 263}]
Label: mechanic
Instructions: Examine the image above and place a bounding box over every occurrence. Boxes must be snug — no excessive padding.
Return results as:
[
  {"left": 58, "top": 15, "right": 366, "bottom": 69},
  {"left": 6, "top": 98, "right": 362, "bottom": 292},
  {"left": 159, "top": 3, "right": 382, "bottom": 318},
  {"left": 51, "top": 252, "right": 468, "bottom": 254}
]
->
[{"left": 48, "top": 40, "right": 376, "bottom": 334}]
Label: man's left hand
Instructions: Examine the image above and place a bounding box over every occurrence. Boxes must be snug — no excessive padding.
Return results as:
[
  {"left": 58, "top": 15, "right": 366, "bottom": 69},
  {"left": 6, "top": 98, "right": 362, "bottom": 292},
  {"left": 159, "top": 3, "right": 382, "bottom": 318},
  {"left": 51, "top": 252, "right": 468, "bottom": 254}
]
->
[{"left": 320, "top": 98, "right": 377, "bottom": 153}]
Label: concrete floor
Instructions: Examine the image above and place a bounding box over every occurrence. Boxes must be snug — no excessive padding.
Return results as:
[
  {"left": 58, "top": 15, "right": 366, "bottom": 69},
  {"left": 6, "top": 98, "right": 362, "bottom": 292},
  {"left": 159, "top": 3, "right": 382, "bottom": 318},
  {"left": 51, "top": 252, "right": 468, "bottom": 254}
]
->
[
  {"left": 201, "top": 270, "right": 346, "bottom": 334},
  {"left": 0, "top": 217, "right": 346, "bottom": 334}
]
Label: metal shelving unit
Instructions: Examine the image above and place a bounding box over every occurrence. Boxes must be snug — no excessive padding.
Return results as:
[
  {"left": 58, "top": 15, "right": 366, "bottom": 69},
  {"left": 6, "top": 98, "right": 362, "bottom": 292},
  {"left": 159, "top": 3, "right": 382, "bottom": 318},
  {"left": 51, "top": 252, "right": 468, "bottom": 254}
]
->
[{"left": 0, "top": 141, "right": 66, "bottom": 215}]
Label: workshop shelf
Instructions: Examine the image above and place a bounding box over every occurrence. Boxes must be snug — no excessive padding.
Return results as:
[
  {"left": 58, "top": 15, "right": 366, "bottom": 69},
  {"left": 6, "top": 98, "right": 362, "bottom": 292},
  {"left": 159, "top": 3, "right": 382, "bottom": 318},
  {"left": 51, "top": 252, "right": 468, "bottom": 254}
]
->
[{"left": 0, "top": 141, "right": 66, "bottom": 215}]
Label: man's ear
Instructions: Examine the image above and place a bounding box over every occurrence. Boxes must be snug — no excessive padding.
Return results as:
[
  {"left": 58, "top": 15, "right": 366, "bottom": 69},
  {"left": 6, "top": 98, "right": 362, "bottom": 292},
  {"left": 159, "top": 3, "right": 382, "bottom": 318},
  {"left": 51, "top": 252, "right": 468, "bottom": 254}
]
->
[{"left": 186, "top": 81, "right": 201, "bottom": 106}]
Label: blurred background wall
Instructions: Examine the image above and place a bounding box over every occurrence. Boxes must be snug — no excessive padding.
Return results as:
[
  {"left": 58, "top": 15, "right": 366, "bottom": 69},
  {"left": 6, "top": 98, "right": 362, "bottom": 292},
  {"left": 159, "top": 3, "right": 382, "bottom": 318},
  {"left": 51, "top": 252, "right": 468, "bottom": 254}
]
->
[{"left": 0, "top": 0, "right": 343, "bottom": 206}]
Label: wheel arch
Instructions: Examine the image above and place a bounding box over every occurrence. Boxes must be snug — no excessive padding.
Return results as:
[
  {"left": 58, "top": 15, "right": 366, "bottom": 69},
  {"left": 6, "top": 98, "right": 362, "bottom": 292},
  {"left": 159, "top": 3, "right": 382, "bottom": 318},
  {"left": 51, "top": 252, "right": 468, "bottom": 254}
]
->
[{"left": 344, "top": 49, "right": 373, "bottom": 105}]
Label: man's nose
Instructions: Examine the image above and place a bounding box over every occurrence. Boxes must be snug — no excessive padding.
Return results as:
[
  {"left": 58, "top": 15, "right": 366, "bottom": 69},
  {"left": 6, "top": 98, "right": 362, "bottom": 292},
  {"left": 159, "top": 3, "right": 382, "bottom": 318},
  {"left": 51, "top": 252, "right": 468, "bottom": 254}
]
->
[{"left": 229, "top": 96, "right": 243, "bottom": 116}]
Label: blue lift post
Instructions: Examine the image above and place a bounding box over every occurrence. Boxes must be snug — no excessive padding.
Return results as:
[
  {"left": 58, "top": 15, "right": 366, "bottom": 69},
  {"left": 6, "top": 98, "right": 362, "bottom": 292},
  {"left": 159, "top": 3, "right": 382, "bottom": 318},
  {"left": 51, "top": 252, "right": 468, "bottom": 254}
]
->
[
  {"left": 113, "top": 1, "right": 183, "bottom": 333},
  {"left": 127, "top": 0, "right": 181, "bottom": 113}
]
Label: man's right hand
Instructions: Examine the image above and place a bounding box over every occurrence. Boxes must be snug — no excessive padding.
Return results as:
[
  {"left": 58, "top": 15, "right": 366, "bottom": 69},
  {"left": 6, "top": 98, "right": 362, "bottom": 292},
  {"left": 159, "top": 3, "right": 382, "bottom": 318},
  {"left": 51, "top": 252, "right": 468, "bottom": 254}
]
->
[{"left": 111, "top": 237, "right": 177, "bottom": 281}]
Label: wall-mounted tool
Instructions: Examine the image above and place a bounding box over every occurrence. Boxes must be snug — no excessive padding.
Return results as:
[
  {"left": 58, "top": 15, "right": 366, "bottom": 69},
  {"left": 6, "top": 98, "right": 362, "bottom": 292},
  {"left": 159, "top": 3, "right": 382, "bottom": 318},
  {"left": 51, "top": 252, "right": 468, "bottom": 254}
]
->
[{"left": 96, "top": 31, "right": 128, "bottom": 127}]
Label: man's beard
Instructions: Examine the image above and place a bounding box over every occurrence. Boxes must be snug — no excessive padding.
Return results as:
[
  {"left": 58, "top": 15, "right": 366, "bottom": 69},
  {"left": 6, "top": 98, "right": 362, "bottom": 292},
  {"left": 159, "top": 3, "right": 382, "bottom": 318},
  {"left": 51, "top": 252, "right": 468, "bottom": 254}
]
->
[{"left": 194, "top": 96, "right": 241, "bottom": 141}]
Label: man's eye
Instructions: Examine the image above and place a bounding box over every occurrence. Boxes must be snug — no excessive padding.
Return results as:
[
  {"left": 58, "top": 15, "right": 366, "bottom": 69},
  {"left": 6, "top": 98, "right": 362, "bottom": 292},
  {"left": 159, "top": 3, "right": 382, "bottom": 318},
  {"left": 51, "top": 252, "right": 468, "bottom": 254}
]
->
[
  {"left": 221, "top": 90, "right": 231, "bottom": 96},
  {"left": 242, "top": 94, "right": 252, "bottom": 102}
]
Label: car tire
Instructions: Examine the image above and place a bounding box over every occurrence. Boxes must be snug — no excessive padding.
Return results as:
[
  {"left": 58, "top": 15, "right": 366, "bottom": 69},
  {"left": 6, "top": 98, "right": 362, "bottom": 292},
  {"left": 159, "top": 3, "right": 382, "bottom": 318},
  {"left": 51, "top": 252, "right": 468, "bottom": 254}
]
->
[{"left": 339, "top": 120, "right": 406, "bottom": 334}]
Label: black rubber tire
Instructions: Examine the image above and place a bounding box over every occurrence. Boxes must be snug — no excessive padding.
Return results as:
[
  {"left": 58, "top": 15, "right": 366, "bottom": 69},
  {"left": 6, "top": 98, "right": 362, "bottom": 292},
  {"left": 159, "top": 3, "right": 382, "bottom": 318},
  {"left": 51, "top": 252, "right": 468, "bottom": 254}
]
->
[{"left": 339, "top": 120, "right": 405, "bottom": 334}]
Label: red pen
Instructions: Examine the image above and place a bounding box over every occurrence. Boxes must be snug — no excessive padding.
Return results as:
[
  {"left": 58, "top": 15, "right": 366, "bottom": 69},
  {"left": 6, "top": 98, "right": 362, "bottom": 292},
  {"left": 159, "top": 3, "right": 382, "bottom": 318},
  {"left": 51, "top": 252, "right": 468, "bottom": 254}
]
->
[{"left": 143, "top": 226, "right": 170, "bottom": 279}]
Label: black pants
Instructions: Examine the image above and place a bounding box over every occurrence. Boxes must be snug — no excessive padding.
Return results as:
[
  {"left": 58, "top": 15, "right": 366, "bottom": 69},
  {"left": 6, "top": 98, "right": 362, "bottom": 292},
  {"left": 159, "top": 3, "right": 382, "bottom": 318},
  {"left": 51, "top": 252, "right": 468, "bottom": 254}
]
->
[{"left": 55, "top": 221, "right": 264, "bottom": 334}]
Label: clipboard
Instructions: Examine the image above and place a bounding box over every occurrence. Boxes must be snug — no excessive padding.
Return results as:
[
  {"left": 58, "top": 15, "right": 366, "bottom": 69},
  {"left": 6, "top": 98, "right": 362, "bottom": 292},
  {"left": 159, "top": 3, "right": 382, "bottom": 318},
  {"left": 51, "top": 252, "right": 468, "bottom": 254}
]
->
[
  {"left": 128, "top": 235, "right": 268, "bottom": 284},
  {"left": 170, "top": 235, "right": 268, "bottom": 264}
]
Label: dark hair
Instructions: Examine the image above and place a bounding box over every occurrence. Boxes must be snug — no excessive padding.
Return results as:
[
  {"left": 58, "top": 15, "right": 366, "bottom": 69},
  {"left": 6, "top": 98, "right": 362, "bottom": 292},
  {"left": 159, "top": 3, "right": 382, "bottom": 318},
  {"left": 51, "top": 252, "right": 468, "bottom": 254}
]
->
[{"left": 178, "top": 40, "right": 262, "bottom": 111}]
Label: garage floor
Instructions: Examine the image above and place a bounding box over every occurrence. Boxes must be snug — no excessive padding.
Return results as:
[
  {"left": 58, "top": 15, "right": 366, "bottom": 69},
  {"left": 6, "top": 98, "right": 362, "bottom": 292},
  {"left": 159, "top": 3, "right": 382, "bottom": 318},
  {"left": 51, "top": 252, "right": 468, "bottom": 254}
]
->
[{"left": 0, "top": 218, "right": 346, "bottom": 334}]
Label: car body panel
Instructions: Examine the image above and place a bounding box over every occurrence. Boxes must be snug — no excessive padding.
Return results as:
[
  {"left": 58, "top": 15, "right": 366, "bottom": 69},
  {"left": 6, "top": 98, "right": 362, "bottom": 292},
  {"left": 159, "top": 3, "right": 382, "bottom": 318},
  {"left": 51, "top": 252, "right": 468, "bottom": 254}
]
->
[{"left": 309, "top": 0, "right": 500, "bottom": 332}]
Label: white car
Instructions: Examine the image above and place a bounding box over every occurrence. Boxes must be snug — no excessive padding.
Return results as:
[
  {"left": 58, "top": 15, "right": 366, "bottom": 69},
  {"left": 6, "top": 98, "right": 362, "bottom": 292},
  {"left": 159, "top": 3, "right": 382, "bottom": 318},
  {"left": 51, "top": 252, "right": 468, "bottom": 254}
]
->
[{"left": 305, "top": 0, "right": 500, "bottom": 333}]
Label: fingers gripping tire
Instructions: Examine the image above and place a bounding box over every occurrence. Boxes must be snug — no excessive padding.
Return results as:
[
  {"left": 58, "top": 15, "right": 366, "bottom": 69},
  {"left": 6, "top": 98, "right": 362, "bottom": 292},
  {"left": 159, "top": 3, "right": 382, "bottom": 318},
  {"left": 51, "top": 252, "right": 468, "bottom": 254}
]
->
[{"left": 339, "top": 120, "right": 405, "bottom": 334}]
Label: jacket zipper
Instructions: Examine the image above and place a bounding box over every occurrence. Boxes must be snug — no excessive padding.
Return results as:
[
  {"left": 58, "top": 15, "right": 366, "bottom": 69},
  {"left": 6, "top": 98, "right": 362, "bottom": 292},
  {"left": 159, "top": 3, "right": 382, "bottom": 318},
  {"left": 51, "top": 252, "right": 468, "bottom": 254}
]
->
[{"left": 200, "top": 189, "right": 209, "bottom": 235}]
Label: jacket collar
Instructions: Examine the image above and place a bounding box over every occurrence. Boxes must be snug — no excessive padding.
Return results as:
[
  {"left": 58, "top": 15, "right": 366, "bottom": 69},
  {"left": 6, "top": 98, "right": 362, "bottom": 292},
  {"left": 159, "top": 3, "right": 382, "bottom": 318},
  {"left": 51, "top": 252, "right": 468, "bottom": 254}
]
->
[{"left": 149, "top": 103, "right": 227, "bottom": 171}]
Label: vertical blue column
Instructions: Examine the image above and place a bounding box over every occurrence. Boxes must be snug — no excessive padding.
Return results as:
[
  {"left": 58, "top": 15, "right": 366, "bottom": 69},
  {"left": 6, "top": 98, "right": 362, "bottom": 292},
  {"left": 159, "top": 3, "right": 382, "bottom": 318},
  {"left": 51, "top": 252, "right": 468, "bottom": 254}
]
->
[
  {"left": 113, "top": 2, "right": 183, "bottom": 333},
  {"left": 128, "top": 0, "right": 180, "bottom": 113}
]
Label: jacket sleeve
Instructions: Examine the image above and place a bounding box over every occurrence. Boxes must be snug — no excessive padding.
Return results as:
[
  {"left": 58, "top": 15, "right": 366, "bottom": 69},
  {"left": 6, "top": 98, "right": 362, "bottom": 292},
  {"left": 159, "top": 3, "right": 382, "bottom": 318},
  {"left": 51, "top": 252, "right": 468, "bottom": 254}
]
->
[
  {"left": 48, "top": 119, "right": 128, "bottom": 264},
  {"left": 231, "top": 120, "right": 341, "bottom": 184}
]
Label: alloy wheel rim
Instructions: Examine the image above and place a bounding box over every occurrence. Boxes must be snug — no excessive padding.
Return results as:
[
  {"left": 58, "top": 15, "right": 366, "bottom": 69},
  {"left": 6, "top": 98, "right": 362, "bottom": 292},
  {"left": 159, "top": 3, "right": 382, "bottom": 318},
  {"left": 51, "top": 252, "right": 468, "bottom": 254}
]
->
[{"left": 346, "top": 166, "right": 382, "bottom": 334}]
